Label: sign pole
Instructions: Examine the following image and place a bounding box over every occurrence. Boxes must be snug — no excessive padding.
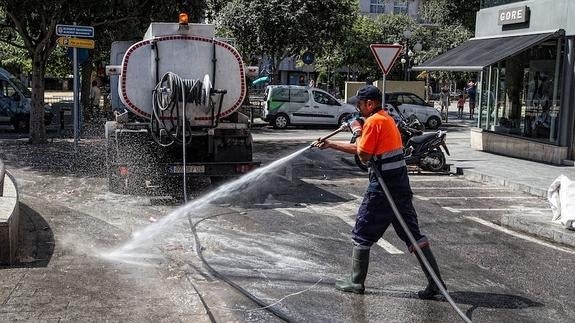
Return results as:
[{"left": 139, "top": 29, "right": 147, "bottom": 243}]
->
[
  {"left": 73, "top": 43, "right": 79, "bottom": 150},
  {"left": 57, "top": 22, "right": 94, "bottom": 151},
  {"left": 381, "top": 73, "right": 386, "bottom": 108}
]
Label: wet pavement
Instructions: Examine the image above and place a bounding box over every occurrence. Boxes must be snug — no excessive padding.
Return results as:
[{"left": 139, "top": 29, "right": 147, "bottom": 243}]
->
[{"left": 0, "top": 118, "right": 574, "bottom": 321}]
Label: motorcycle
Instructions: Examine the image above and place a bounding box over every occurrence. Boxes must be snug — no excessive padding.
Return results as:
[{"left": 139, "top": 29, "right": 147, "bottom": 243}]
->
[
  {"left": 403, "top": 130, "right": 450, "bottom": 172},
  {"left": 350, "top": 101, "right": 450, "bottom": 172}
]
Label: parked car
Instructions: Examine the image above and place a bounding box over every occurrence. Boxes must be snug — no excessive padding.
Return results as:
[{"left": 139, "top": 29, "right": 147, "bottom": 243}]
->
[
  {"left": 0, "top": 68, "right": 52, "bottom": 132},
  {"left": 386, "top": 92, "right": 442, "bottom": 129},
  {"left": 262, "top": 85, "right": 356, "bottom": 129}
]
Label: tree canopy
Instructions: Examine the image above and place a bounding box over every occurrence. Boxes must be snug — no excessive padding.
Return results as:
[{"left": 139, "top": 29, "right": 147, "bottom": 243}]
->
[
  {"left": 218, "top": 0, "right": 356, "bottom": 82},
  {"left": 420, "top": 0, "right": 480, "bottom": 32}
]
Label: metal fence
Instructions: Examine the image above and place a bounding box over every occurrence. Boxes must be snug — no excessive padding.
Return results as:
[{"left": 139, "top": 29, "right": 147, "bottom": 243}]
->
[{"left": 0, "top": 159, "right": 4, "bottom": 197}]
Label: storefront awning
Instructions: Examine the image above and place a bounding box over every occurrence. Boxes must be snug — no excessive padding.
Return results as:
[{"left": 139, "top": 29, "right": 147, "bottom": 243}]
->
[{"left": 412, "top": 30, "right": 564, "bottom": 72}]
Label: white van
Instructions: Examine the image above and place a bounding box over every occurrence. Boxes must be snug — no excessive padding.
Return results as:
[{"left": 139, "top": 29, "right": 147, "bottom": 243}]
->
[
  {"left": 263, "top": 85, "right": 356, "bottom": 129},
  {"left": 0, "top": 68, "right": 52, "bottom": 132}
]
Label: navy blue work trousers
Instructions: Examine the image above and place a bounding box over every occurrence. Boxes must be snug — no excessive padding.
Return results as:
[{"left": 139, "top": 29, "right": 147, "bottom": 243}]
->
[{"left": 352, "top": 167, "right": 427, "bottom": 250}]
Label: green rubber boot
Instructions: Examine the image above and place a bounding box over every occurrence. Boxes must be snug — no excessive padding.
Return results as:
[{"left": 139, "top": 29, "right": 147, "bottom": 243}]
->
[
  {"left": 335, "top": 247, "right": 370, "bottom": 294},
  {"left": 414, "top": 246, "right": 446, "bottom": 299}
]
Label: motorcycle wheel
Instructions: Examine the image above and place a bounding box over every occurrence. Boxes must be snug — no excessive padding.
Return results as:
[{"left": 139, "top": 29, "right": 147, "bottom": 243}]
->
[
  {"left": 421, "top": 150, "right": 446, "bottom": 172},
  {"left": 354, "top": 154, "right": 369, "bottom": 172}
]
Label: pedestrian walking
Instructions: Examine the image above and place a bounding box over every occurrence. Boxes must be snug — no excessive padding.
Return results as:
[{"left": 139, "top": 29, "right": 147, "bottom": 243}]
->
[
  {"left": 457, "top": 93, "right": 465, "bottom": 119},
  {"left": 439, "top": 84, "right": 450, "bottom": 122},
  {"left": 466, "top": 80, "right": 477, "bottom": 119},
  {"left": 312, "top": 85, "right": 446, "bottom": 298}
]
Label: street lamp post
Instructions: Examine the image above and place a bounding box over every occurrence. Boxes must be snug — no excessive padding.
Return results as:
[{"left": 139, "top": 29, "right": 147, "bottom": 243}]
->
[
  {"left": 402, "top": 30, "right": 411, "bottom": 81},
  {"left": 400, "top": 30, "right": 422, "bottom": 82}
]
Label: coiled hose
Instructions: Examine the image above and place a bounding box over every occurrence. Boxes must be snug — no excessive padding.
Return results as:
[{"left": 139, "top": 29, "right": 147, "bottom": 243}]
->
[{"left": 151, "top": 72, "right": 206, "bottom": 147}]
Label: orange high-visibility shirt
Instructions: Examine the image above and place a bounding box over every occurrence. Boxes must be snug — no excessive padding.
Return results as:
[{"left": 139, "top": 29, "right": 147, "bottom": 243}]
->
[{"left": 357, "top": 110, "right": 403, "bottom": 156}]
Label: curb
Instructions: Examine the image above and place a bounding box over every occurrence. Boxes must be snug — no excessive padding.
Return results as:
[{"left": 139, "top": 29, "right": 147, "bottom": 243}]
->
[
  {"left": 451, "top": 165, "right": 575, "bottom": 249},
  {"left": 0, "top": 171, "right": 19, "bottom": 265},
  {"left": 452, "top": 166, "right": 547, "bottom": 198},
  {"left": 500, "top": 213, "right": 575, "bottom": 248}
]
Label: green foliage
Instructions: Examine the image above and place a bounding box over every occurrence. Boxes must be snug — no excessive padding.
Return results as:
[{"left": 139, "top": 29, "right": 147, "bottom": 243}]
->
[
  {"left": 218, "top": 0, "right": 356, "bottom": 78},
  {"left": 420, "top": 0, "right": 480, "bottom": 32},
  {"left": 314, "top": 11, "right": 473, "bottom": 83}
]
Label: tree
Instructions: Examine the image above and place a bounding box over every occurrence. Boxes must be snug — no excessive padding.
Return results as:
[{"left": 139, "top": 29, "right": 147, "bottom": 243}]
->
[
  {"left": 218, "top": 0, "right": 356, "bottom": 83},
  {"left": 420, "top": 0, "right": 480, "bottom": 32},
  {"left": 0, "top": 0, "right": 185, "bottom": 143}
]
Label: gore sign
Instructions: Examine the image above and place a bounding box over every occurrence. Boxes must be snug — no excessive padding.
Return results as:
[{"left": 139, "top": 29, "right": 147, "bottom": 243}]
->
[
  {"left": 498, "top": 6, "right": 529, "bottom": 25},
  {"left": 370, "top": 44, "right": 403, "bottom": 75}
]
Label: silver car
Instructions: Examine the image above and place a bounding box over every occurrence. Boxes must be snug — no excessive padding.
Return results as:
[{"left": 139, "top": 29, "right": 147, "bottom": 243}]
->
[
  {"left": 263, "top": 85, "right": 356, "bottom": 129},
  {"left": 386, "top": 92, "right": 442, "bottom": 129}
]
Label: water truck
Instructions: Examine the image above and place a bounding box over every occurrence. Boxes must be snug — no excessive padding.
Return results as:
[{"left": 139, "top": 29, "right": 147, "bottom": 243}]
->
[{"left": 105, "top": 17, "right": 258, "bottom": 194}]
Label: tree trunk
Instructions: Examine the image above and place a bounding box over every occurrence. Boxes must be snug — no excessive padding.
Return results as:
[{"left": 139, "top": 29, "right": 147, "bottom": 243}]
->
[
  {"left": 81, "top": 57, "right": 94, "bottom": 123},
  {"left": 29, "top": 53, "right": 47, "bottom": 144}
]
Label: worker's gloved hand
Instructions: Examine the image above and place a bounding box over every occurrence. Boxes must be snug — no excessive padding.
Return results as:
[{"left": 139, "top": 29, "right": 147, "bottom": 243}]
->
[
  {"left": 312, "top": 138, "right": 331, "bottom": 150},
  {"left": 345, "top": 116, "right": 364, "bottom": 144},
  {"left": 349, "top": 119, "right": 364, "bottom": 137}
]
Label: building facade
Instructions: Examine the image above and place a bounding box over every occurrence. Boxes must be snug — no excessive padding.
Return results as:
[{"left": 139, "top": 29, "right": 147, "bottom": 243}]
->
[
  {"left": 358, "top": 0, "right": 422, "bottom": 18},
  {"left": 415, "top": 0, "right": 575, "bottom": 164}
]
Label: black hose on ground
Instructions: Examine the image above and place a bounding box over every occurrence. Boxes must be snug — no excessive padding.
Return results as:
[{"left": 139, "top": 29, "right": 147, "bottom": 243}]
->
[{"left": 186, "top": 211, "right": 292, "bottom": 322}]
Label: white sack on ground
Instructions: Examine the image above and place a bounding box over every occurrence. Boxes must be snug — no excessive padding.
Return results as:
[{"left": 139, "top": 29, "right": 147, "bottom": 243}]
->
[{"left": 548, "top": 175, "right": 575, "bottom": 229}]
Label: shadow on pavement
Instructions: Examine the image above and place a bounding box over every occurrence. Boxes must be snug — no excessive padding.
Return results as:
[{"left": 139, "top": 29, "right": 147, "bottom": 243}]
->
[
  {"left": 0, "top": 203, "right": 55, "bottom": 269},
  {"left": 368, "top": 288, "right": 543, "bottom": 320},
  {"left": 449, "top": 291, "right": 544, "bottom": 320}
]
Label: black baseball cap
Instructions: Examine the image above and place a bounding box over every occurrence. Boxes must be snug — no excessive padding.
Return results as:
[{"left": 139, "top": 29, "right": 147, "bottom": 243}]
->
[{"left": 347, "top": 85, "right": 382, "bottom": 105}]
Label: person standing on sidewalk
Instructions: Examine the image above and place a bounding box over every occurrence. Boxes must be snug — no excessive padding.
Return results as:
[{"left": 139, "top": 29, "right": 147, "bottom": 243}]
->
[
  {"left": 466, "top": 80, "right": 477, "bottom": 119},
  {"left": 89, "top": 80, "right": 101, "bottom": 121},
  {"left": 312, "top": 85, "right": 446, "bottom": 298}
]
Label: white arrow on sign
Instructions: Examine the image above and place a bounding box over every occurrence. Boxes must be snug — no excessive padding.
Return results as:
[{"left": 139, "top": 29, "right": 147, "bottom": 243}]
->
[{"left": 370, "top": 44, "right": 403, "bottom": 75}]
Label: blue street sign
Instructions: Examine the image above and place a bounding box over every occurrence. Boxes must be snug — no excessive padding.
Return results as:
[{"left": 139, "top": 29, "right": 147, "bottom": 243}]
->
[{"left": 56, "top": 24, "right": 94, "bottom": 38}]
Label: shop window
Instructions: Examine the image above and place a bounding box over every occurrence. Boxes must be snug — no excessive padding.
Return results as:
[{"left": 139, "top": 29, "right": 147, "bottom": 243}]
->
[{"left": 479, "top": 38, "right": 564, "bottom": 144}]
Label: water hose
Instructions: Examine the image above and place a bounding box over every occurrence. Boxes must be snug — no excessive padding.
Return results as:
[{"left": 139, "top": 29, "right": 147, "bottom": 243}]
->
[
  {"left": 187, "top": 211, "right": 292, "bottom": 322},
  {"left": 309, "top": 124, "right": 348, "bottom": 148},
  {"left": 369, "top": 159, "right": 472, "bottom": 323}
]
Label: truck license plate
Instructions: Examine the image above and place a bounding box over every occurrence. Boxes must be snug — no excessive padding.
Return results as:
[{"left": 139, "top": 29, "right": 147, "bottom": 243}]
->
[{"left": 170, "top": 165, "right": 205, "bottom": 174}]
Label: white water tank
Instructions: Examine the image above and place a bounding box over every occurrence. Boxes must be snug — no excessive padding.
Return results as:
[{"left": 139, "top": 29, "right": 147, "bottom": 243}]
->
[{"left": 119, "top": 23, "right": 246, "bottom": 126}]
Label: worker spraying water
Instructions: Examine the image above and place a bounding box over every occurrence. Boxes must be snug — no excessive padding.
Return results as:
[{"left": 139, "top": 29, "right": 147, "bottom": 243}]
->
[
  {"left": 312, "top": 85, "right": 445, "bottom": 297},
  {"left": 312, "top": 84, "right": 477, "bottom": 320},
  {"left": 312, "top": 85, "right": 471, "bottom": 322}
]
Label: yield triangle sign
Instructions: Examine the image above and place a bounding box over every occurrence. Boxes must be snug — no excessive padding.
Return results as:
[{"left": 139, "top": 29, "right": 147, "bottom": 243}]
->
[{"left": 370, "top": 44, "right": 403, "bottom": 75}]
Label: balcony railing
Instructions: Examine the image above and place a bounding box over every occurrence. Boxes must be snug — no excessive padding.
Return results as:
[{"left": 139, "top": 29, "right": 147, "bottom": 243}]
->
[{"left": 480, "top": 0, "right": 526, "bottom": 9}]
